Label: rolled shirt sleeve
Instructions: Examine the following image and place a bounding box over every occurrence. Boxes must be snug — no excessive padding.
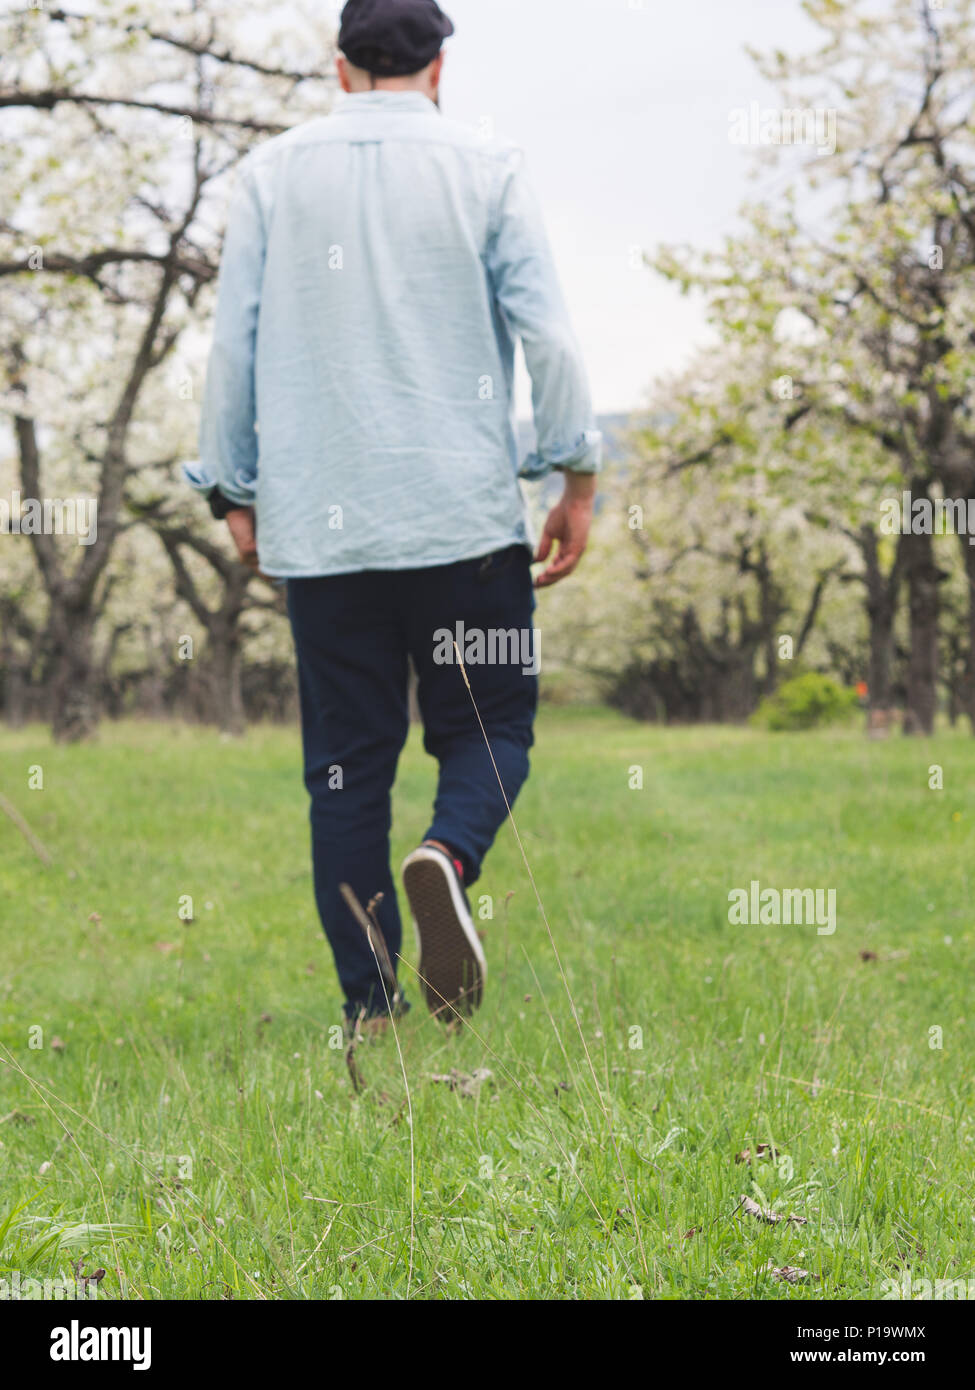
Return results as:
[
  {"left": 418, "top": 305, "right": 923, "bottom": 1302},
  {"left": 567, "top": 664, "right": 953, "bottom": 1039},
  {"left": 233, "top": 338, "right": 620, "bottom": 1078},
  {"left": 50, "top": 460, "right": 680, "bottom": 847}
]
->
[
  {"left": 198, "top": 157, "right": 267, "bottom": 507},
  {"left": 485, "top": 148, "right": 602, "bottom": 480}
]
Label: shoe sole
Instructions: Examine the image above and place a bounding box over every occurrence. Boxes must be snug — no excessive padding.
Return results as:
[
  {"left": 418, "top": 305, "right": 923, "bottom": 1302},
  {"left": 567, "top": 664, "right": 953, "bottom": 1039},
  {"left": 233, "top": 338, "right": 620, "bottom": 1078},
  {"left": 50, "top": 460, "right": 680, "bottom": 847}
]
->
[{"left": 402, "top": 848, "right": 486, "bottom": 1018}]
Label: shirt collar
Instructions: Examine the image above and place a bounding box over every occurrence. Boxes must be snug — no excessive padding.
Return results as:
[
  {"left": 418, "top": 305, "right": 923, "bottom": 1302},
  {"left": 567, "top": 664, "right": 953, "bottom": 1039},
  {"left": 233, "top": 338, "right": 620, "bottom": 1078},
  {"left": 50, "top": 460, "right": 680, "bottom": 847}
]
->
[{"left": 334, "top": 91, "right": 438, "bottom": 115}]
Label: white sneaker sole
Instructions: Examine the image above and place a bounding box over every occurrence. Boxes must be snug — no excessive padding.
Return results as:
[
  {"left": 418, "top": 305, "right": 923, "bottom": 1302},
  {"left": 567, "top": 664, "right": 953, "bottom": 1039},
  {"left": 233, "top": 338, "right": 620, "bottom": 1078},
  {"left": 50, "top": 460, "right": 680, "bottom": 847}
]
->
[{"left": 402, "top": 846, "right": 486, "bottom": 1017}]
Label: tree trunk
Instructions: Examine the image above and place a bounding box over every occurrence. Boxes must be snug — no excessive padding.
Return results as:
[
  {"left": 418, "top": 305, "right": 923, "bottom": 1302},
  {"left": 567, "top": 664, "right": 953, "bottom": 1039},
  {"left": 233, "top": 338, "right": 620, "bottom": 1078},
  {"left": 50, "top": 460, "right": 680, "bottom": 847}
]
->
[
  {"left": 867, "top": 602, "right": 896, "bottom": 714},
  {"left": 206, "top": 629, "right": 246, "bottom": 736},
  {"left": 859, "top": 524, "right": 900, "bottom": 718},
  {"left": 46, "top": 600, "right": 100, "bottom": 742},
  {"left": 1, "top": 661, "right": 30, "bottom": 727},
  {"left": 901, "top": 525, "right": 940, "bottom": 735},
  {"left": 152, "top": 525, "right": 255, "bottom": 737},
  {"left": 0, "top": 615, "right": 27, "bottom": 727},
  {"left": 960, "top": 528, "right": 975, "bottom": 733}
]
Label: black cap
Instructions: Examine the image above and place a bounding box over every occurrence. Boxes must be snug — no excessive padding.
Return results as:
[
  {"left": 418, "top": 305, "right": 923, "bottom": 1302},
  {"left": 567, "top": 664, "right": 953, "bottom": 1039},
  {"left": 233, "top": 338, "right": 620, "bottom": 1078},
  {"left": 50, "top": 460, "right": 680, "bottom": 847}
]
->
[{"left": 338, "top": 0, "right": 454, "bottom": 78}]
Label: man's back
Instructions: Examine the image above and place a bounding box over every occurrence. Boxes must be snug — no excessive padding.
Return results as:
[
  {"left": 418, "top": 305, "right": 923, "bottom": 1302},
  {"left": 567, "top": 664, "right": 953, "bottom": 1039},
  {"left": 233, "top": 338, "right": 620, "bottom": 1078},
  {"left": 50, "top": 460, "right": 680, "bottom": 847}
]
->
[
  {"left": 199, "top": 90, "right": 600, "bottom": 576},
  {"left": 195, "top": 0, "right": 600, "bottom": 1027}
]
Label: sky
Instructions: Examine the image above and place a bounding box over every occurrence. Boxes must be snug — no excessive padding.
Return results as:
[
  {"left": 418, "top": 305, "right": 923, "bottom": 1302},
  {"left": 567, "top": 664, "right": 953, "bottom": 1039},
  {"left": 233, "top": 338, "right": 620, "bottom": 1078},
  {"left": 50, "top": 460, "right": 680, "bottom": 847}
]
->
[{"left": 421, "top": 0, "right": 823, "bottom": 416}]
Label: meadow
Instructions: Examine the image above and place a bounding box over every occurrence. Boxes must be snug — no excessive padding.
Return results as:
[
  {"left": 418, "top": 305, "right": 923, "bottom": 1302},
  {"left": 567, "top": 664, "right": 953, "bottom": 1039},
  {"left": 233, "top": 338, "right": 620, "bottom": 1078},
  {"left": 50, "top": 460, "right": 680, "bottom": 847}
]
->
[{"left": 1, "top": 708, "right": 972, "bottom": 1299}]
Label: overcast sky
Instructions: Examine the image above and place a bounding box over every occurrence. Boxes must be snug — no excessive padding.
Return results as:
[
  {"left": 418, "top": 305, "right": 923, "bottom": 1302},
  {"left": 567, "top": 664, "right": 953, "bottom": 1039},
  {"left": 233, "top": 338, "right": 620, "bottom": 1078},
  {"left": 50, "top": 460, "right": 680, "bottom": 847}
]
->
[{"left": 421, "top": 0, "right": 822, "bottom": 415}]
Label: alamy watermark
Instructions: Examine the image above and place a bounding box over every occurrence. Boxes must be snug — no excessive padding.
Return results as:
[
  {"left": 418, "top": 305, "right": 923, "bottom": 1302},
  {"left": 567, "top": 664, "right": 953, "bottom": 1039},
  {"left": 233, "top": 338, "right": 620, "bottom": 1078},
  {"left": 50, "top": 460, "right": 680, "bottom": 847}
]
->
[
  {"left": 0, "top": 491, "right": 97, "bottom": 546},
  {"left": 881, "top": 1273, "right": 975, "bottom": 1300},
  {"left": 881, "top": 491, "right": 975, "bottom": 545},
  {"left": 728, "top": 102, "right": 837, "bottom": 155},
  {"left": 728, "top": 879, "right": 837, "bottom": 935},
  {"left": 0, "top": 1270, "right": 97, "bottom": 1301},
  {"left": 433, "top": 622, "right": 541, "bottom": 677}
]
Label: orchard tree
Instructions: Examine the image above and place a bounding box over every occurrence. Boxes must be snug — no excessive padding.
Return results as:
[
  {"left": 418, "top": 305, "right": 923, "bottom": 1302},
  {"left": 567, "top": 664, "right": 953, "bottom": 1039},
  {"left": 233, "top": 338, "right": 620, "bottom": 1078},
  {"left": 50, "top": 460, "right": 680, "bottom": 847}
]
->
[
  {"left": 653, "top": 0, "right": 975, "bottom": 734},
  {"left": 538, "top": 350, "right": 860, "bottom": 722},
  {"left": 0, "top": 0, "right": 335, "bottom": 739}
]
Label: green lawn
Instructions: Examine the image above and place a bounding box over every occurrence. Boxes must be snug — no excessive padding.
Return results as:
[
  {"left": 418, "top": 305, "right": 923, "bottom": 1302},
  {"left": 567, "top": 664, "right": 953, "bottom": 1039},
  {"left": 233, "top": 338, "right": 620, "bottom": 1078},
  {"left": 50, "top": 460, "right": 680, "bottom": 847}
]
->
[{"left": 1, "top": 708, "right": 973, "bottom": 1300}]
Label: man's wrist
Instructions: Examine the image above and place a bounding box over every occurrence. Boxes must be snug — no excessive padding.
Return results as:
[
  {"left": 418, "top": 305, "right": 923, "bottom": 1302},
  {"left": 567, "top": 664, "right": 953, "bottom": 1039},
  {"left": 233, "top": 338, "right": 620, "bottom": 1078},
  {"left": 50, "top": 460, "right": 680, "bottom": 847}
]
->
[{"left": 559, "top": 469, "right": 597, "bottom": 504}]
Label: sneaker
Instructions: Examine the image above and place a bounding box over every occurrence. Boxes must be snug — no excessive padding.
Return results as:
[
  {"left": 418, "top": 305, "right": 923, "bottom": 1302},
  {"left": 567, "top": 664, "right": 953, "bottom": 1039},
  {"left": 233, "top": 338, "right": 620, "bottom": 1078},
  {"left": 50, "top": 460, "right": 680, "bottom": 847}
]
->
[{"left": 402, "top": 842, "right": 486, "bottom": 1017}]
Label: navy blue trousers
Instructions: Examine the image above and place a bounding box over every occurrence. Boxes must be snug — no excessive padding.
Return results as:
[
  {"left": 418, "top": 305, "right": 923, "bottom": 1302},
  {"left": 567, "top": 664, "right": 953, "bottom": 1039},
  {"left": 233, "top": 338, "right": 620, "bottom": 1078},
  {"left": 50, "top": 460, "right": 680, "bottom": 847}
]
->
[{"left": 287, "top": 544, "right": 538, "bottom": 1018}]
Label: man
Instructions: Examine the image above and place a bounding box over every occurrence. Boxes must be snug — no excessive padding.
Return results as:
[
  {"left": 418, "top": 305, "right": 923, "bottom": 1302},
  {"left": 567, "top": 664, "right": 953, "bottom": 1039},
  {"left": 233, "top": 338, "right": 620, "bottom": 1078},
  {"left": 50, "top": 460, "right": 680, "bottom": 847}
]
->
[{"left": 189, "top": 0, "right": 601, "bottom": 1027}]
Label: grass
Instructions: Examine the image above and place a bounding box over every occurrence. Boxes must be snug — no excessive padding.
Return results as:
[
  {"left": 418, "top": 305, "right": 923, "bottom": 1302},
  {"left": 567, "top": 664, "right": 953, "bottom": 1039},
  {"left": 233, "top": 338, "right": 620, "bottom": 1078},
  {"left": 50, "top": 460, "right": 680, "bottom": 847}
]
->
[{"left": 0, "top": 706, "right": 973, "bottom": 1300}]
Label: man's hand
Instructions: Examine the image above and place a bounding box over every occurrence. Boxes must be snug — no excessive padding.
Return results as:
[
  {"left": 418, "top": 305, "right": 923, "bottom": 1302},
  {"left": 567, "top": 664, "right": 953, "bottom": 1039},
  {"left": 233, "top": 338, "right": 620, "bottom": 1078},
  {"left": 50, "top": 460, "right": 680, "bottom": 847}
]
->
[
  {"left": 533, "top": 471, "right": 596, "bottom": 589},
  {"left": 226, "top": 506, "right": 260, "bottom": 572}
]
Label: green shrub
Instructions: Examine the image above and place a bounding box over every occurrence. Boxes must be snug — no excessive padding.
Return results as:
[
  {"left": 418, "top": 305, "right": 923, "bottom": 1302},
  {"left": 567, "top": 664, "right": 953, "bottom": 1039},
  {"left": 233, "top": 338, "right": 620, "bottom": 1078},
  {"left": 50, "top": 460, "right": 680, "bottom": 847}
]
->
[{"left": 752, "top": 672, "right": 859, "bottom": 731}]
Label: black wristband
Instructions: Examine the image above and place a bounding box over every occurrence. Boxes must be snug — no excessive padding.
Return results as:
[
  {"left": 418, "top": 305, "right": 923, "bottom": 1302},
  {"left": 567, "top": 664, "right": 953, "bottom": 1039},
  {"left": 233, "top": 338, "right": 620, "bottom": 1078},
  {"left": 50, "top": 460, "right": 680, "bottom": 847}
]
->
[{"left": 208, "top": 487, "right": 248, "bottom": 521}]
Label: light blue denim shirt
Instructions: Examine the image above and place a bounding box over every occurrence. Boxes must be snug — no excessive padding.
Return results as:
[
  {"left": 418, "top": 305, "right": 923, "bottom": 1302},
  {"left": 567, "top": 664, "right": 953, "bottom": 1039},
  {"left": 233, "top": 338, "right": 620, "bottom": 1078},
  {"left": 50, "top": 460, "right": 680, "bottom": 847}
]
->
[{"left": 186, "top": 90, "right": 601, "bottom": 577}]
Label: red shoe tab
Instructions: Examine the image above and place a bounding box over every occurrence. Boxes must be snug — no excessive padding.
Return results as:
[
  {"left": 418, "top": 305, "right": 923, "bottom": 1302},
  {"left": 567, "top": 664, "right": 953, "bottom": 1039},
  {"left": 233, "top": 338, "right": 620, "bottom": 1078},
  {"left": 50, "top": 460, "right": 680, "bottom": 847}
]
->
[{"left": 422, "top": 839, "right": 464, "bottom": 884}]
